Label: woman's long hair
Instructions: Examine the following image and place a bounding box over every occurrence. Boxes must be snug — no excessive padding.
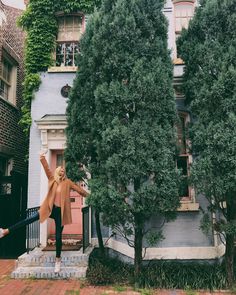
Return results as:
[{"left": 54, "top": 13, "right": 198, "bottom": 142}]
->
[{"left": 54, "top": 166, "right": 66, "bottom": 183}]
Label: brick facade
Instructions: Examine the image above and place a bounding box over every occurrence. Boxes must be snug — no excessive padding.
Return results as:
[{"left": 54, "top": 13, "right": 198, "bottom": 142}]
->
[{"left": 0, "top": 1, "right": 27, "bottom": 175}]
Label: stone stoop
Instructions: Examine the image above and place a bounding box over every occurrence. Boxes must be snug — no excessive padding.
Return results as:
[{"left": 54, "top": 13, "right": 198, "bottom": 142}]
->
[{"left": 11, "top": 246, "right": 93, "bottom": 279}]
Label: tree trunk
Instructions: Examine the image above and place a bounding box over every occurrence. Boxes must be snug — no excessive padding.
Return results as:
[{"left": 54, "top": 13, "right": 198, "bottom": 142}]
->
[
  {"left": 225, "top": 196, "right": 236, "bottom": 287},
  {"left": 134, "top": 217, "right": 143, "bottom": 287},
  {"left": 95, "top": 209, "right": 105, "bottom": 258},
  {"left": 225, "top": 233, "right": 234, "bottom": 287}
]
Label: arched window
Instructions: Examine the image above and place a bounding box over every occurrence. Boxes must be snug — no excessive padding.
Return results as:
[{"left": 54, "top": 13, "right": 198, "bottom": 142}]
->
[{"left": 174, "top": 1, "right": 195, "bottom": 34}]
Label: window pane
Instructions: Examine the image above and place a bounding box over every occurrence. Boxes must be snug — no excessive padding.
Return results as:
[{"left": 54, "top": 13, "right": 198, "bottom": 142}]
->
[
  {"left": 177, "top": 156, "right": 188, "bottom": 176},
  {"left": 175, "top": 3, "right": 194, "bottom": 32},
  {"left": 0, "top": 79, "right": 9, "bottom": 100},
  {"left": 2, "top": 61, "right": 7, "bottom": 81},
  {"left": 177, "top": 156, "right": 189, "bottom": 197},
  {"left": 56, "top": 154, "right": 64, "bottom": 167},
  {"left": 177, "top": 115, "right": 187, "bottom": 154},
  {"left": 65, "top": 16, "right": 74, "bottom": 31},
  {"left": 74, "top": 15, "right": 83, "bottom": 28},
  {"left": 0, "top": 80, "right": 4, "bottom": 98},
  {"left": 56, "top": 42, "right": 79, "bottom": 67},
  {"left": 56, "top": 43, "right": 65, "bottom": 66},
  {"left": 73, "top": 43, "right": 81, "bottom": 66},
  {"left": 57, "top": 15, "right": 83, "bottom": 42},
  {"left": 65, "top": 43, "right": 73, "bottom": 66},
  {"left": 2, "top": 59, "right": 12, "bottom": 83},
  {"left": 58, "top": 17, "right": 64, "bottom": 33},
  {"left": 0, "top": 157, "right": 7, "bottom": 176}
]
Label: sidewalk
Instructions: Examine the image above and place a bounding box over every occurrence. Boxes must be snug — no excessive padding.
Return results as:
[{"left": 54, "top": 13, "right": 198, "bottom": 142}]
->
[{"left": 0, "top": 259, "right": 234, "bottom": 295}]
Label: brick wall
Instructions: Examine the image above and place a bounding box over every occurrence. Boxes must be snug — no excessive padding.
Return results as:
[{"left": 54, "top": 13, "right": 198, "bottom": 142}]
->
[{"left": 0, "top": 1, "right": 27, "bottom": 175}]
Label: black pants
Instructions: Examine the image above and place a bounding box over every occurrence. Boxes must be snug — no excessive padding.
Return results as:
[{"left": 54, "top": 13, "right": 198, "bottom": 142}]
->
[
  {"left": 8, "top": 205, "right": 64, "bottom": 258},
  {"left": 8, "top": 211, "right": 40, "bottom": 232},
  {"left": 49, "top": 205, "right": 64, "bottom": 258}
]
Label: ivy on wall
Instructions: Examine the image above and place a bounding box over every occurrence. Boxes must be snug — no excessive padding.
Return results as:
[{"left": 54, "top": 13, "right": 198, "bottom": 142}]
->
[{"left": 18, "top": 0, "right": 101, "bottom": 134}]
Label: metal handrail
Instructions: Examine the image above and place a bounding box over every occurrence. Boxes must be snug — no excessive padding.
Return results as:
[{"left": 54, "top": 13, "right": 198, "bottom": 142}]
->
[{"left": 26, "top": 207, "right": 40, "bottom": 254}]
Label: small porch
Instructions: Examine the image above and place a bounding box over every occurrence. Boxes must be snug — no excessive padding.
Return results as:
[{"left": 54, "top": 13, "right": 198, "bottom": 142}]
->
[
  {"left": 35, "top": 114, "right": 91, "bottom": 248},
  {"left": 11, "top": 205, "right": 92, "bottom": 279}
]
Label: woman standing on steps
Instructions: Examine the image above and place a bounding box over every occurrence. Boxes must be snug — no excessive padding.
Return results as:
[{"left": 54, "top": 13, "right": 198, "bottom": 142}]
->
[{"left": 0, "top": 151, "right": 89, "bottom": 273}]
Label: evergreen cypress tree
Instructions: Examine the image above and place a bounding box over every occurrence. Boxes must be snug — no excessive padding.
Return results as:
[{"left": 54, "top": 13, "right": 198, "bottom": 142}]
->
[
  {"left": 178, "top": 0, "right": 236, "bottom": 286},
  {"left": 66, "top": 0, "right": 180, "bottom": 280}
]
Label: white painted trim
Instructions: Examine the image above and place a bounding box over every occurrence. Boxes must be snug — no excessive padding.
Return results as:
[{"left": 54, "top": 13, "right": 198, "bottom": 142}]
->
[
  {"left": 39, "top": 151, "right": 51, "bottom": 247},
  {"left": 106, "top": 239, "right": 225, "bottom": 260},
  {"left": 48, "top": 66, "right": 77, "bottom": 73},
  {"left": 91, "top": 238, "right": 108, "bottom": 247}
]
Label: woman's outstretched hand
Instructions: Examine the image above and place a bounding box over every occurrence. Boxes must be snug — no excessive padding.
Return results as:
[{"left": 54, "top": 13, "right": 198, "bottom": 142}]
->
[
  {"left": 39, "top": 149, "right": 48, "bottom": 158},
  {"left": 80, "top": 181, "right": 91, "bottom": 196}
]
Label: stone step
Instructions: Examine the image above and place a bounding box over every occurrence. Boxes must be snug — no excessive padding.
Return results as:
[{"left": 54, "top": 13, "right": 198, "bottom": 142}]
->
[
  {"left": 11, "top": 246, "right": 93, "bottom": 279},
  {"left": 17, "top": 247, "right": 90, "bottom": 267},
  {"left": 11, "top": 266, "right": 87, "bottom": 279}
]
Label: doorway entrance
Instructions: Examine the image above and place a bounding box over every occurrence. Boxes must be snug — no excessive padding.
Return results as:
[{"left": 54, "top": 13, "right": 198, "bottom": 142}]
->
[{"left": 48, "top": 150, "right": 83, "bottom": 245}]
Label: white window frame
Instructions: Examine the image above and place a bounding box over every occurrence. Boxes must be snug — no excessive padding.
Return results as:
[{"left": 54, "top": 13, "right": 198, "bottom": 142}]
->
[
  {"left": 0, "top": 52, "right": 17, "bottom": 105},
  {"left": 54, "top": 14, "right": 85, "bottom": 68}
]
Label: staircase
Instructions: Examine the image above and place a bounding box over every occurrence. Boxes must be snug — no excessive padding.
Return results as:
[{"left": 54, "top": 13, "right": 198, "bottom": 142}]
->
[{"left": 11, "top": 246, "right": 93, "bottom": 279}]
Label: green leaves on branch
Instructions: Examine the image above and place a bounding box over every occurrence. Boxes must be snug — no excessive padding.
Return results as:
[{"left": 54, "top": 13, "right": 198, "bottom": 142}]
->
[
  {"left": 178, "top": 0, "right": 236, "bottom": 212},
  {"left": 178, "top": 0, "right": 236, "bottom": 285},
  {"left": 66, "top": 0, "right": 180, "bottom": 257},
  {"left": 19, "top": 73, "right": 41, "bottom": 134},
  {"left": 18, "top": 0, "right": 101, "bottom": 135}
]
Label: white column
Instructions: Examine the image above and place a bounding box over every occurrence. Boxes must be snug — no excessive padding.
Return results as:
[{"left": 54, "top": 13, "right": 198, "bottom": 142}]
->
[{"left": 39, "top": 135, "right": 50, "bottom": 247}]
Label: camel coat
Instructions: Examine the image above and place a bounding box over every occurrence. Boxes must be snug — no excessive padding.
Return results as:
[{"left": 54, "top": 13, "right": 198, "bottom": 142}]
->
[{"left": 38, "top": 156, "right": 88, "bottom": 225}]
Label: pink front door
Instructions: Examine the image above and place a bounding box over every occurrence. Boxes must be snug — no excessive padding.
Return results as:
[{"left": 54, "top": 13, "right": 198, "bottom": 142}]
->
[{"left": 48, "top": 150, "right": 83, "bottom": 238}]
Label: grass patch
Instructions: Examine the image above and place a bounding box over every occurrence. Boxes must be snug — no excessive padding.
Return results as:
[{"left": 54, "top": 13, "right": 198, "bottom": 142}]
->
[
  {"left": 113, "top": 285, "right": 127, "bottom": 292},
  {"left": 65, "top": 291, "right": 80, "bottom": 295},
  {"left": 184, "top": 286, "right": 198, "bottom": 295},
  {"left": 137, "top": 288, "right": 153, "bottom": 295}
]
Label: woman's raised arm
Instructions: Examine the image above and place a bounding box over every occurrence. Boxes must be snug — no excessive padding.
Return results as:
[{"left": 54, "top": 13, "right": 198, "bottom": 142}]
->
[
  {"left": 68, "top": 180, "right": 90, "bottom": 197},
  {"left": 40, "top": 153, "right": 54, "bottom": 180}
]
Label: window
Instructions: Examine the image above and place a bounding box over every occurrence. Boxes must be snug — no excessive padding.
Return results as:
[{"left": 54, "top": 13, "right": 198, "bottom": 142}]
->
[
  {"left": 0, "top": 156, "right": 13, "bottom": 176},
  {"left": 174, "top": 1, "right": 194, "bottom": 34},
  {"left": 173, "top": 1, "right": 195, "bottom": 60},
  {"left": 56, "top": 153, "right": 65, "bottom": 167},
  {"left": 176, "top": 112, "right": 191, "bottom": 200},
  {"left": 0, "top": 156, "right": 13, "bottom": 194},
  {"left": 0, "top": 54, "right": 17, "bottom": 104},
  {"left": 55, "top": 15, "right": 84, "bottom": 67}
]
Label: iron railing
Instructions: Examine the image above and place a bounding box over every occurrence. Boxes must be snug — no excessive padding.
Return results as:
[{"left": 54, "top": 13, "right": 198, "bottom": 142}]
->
[
  {"left": 26, "top": 206, "right": 90, "bottom": 254},
  {"left": 26, "top": 207, "right": 40, "bottom": 254}
]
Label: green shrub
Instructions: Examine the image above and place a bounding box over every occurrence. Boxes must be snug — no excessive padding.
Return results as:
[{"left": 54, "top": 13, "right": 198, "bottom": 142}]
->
[
  {"left": 138, "top": 261, "right": 227, "bottom": 290},
  {"left": 87, "top": 249, "right": 228, "bottom": 290},
  {"left": 86, "top": 259, "right": 113, "bottom": 285},
  {"left": 87, "top": 250, "right": 133, "bottom": 285}
]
